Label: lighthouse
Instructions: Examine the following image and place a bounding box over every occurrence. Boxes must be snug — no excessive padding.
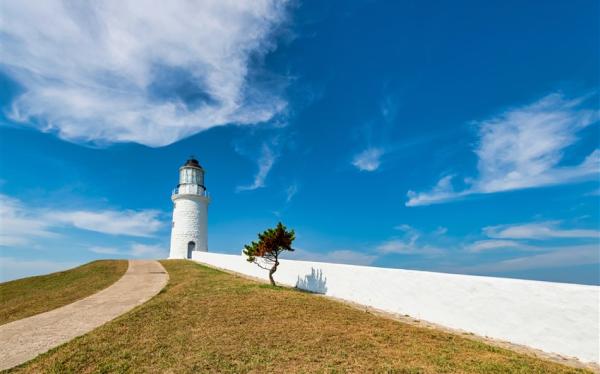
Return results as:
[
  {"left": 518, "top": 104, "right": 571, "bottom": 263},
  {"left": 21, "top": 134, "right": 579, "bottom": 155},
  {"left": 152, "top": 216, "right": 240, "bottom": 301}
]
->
[{"left": 169, "top": 157, "right": 210, "bottom": 259}]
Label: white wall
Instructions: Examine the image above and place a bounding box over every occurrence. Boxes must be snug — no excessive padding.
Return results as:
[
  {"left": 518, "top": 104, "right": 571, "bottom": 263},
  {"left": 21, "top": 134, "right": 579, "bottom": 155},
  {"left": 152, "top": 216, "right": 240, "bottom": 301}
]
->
[{"left": 192, "top": 251, "right": 599, "bottom": 364}]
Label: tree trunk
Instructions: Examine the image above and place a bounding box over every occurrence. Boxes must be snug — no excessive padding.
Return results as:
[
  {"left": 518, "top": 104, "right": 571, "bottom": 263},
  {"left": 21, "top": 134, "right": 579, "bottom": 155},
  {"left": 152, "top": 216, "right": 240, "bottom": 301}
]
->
[{"left": 268, "top": 260, "right": 279, "bottom": 286}]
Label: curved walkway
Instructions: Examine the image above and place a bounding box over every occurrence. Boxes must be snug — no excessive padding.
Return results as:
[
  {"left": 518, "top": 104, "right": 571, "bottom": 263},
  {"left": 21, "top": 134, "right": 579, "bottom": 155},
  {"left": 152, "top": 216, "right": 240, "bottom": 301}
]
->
[{"left": 0, "top": 260, "right": 168, "bottom": 371}]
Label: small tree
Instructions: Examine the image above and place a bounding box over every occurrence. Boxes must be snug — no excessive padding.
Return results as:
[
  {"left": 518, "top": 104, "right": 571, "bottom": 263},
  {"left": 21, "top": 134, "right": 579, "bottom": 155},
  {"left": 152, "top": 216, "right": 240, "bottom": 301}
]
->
[{"left": 243, "top": 222, "right": 295, "bottom": 286}]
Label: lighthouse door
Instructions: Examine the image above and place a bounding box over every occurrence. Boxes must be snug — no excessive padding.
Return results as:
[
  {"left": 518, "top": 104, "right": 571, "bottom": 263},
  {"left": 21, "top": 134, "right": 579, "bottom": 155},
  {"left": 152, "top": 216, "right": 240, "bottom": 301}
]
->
[{"left": 187, "top": 241, "right": 195, "bottom": 259}]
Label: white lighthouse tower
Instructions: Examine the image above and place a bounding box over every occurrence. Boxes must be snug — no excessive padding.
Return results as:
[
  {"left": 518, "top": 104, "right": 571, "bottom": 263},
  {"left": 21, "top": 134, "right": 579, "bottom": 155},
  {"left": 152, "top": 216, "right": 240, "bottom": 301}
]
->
[{"left": 169, "top": 157, "right": 210, "bottom": 259}]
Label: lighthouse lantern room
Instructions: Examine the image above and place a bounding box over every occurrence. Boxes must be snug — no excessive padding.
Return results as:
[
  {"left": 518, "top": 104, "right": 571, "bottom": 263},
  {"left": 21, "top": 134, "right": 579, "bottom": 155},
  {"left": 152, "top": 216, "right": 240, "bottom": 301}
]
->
[{"left": 169, "top": 157, "right": 210, "bottom": 259}]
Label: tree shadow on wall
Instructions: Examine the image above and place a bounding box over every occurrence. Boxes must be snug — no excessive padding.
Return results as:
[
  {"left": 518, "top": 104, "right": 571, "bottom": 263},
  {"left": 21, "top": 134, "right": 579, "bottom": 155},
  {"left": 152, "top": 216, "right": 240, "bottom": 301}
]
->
[{"left": 295, "top": 268, "right": 328, "bottom": 294}]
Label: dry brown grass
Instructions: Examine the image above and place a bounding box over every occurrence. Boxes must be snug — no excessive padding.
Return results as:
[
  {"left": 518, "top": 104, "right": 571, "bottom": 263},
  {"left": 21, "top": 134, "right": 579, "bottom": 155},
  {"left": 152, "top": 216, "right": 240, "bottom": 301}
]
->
[
  {"left": 8, "top": 260, "right": 591, "bottom": 373},
  {"left": 0, "top": 260, "right": 128, "bottom": 325}
]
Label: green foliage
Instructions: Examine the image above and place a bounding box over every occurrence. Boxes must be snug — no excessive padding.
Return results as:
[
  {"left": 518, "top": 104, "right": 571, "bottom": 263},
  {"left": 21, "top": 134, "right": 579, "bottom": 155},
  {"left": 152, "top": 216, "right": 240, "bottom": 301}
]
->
[
  {"left": 243, "top": 222, "right": 295, "bottom": 263},
  {"left": 243, "top": 222, "right": 295, "bottom": 285}
]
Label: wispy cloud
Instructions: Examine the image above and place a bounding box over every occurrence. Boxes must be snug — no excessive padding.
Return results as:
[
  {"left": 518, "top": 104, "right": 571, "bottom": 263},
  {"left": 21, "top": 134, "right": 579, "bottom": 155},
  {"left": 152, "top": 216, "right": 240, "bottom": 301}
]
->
[
  {"left": 406, "top": 175, "right": 462, "bottom": 206},
  {"left": 89, "top": 246, "right": 122, "bottom": 255},
  {"left": 0, "top": 194, "right": 164, "bottom": 247},
  {"left": 586, "top": 187, "right": 600, "bottom": 196},
  {"left": 290, "top": 225, "right": 448, "bottom": 268},
  {"left": 433, "top": 226, "right": 448, "bottom": 236},
  {"left": 129, "top": 243, "right": 166, "bottom": 258},
  {"left": 0, "top": 195, "right": 58, "bottom": 246},
  {"left": 377, "top": 224, "right": 445, "bottom": 256},
  {"left": 483, "top": 221, "right": 600, "bottom": 240},
  {"left": 287, "top": 219, "right": 598, "bottom": 278},
  {"left": 89, "top": 243, "right": 166, "bottom": 258},
  {"left": 465, "top": 239, "right": 524, "bottom": 253},
  {"left": 380, "top": 95, "right": 399, "bottom": 124},
  {"left": 0, "top": 257, "right": 80, "bottom": 282},
  {"left": 47, "top": 210, "right": 163, "bottom": 237},
  {"left": 0, "top": 1, "right": 290, "bottom": 147},
  {"left": 352, "top": 147, "right": 385, "bottom": 172},
  {"left": 285, "top": 183, "right": 299, "bottom": 203},
  {"left": 465, "top": 220, "right": 599, "bottom": 255},
  {"left": 376, "top": 239, "right": 444, "bottom": 256},
  {"left": 291, "top": 248, "right": 378, "bottom": 266},
  {"left": 237, "top": 143, "right": 277, "bottom": 191},
  {"left": 460, "top": 245, "right": 599, "bottom": 274},
  {"left": 351, "top": 94, "right": 411, "bottom": 172},
  {"left": 407, "top": 93, "right": 599, "bottom": 206}
]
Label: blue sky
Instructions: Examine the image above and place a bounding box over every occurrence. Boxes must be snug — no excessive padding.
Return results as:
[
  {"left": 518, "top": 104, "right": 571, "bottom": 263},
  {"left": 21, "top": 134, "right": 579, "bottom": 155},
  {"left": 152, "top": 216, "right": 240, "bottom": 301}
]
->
[{"left": 0, "top": 0, "right": 598, "bottom": 284}]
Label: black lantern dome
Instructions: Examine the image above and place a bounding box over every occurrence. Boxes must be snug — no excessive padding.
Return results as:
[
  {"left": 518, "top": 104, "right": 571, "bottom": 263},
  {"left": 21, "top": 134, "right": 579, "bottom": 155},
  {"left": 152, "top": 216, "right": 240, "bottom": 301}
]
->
[{"left": 183, "top": 157, "right": 203, "bottom": 169}]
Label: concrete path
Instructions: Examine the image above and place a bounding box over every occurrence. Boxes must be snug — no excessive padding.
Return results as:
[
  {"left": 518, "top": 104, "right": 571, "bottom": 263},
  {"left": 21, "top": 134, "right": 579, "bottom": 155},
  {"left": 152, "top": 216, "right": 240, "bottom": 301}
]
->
[{"left": 0, "top": 260, "right": 168, "bottom": 371}]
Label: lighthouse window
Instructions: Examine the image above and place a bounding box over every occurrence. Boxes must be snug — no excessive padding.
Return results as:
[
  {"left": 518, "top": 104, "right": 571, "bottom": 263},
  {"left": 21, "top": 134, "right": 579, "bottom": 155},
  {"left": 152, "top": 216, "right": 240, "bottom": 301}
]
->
[{"left": 181, "top": 168, "right": 202, "bottom": 184}]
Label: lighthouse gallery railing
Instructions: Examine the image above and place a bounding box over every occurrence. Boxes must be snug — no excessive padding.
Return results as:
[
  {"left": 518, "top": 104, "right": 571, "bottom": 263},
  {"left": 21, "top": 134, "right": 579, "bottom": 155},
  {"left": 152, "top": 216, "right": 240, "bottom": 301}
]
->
[{"left": 172, "top": 184, "right": 209, "bottom": 197}]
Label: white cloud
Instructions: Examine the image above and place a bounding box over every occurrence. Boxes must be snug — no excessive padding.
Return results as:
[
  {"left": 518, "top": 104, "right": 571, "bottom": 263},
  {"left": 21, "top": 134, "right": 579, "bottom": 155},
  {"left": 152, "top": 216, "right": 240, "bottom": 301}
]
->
[
  {"left": 460, "top": 245, "right": 599, "bottom": 274},
  {"left": 434, "top": 226, "right": 448, "bottom": 236},
  {"left": 285, "top": 183, "right": 299, "bottom": 203},
  {"left": 484, "top": 221, "right": 600, "bottom": 240},
  {"left": 0, "top": 257, "right": 80, "bottom": 282},
  {"left": 0, "top": 195, "right": 57, "bottom": 246},
  {"left": 0, "top": 1, "right": 289, "bottom": 147},
  {"left": 376, "top": 239, "right": 415, "bottom": 254},
  {"left": 88, "top": 243, "right": 166, "bottom": 258},
  {"left": 48, "top": 209, "right": 163, "bottom": 237},
  {"left": 377, "top": 225, "right": 444, "bottom": 256},
  {"left": 380, "top": 95, "right": 398, "bottom": 123},
  {"left": 465, "top": 239, "right": 523, "bottom": 253},
  {"left": 89, "top": 246, "right": 122, "bottom": 255},
  {"left": 237, "top": 143, "right": 277, "bottom": 191},
  {"left": 407, "top": 93, "right": 599, "bottom": 206},
  {"left": 129, "top": 243, "right": 166, "bottom": 258},
  {"left": 352, "top": 147, "right": 384, "bottom": 171},
  {"left": 376, "top": 239, "right": 443, "bottom": 256},
  {"left": 406, "top": 175, "right": 464, "bottom": 206},
  {"left": 291, "top": 249, "right": 377, "bottom": 266},
  {"left": 464, "top": 220, "right": 599, "bottom": 253},
  {"left": 0, "top": 194, "right": 164, "bottom": 247},
  {"left": 393, "top": 224, "right": 414, "bottom": 232}
]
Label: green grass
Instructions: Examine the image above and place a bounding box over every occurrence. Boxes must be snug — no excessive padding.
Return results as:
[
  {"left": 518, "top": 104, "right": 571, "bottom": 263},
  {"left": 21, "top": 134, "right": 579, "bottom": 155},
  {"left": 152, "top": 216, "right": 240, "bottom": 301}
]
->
[
  {"left": 0, "top": 260, "right": 128, "bottom": 325},
  {"left": 8, "top": 260, "right": 590, "bottom": 373}
]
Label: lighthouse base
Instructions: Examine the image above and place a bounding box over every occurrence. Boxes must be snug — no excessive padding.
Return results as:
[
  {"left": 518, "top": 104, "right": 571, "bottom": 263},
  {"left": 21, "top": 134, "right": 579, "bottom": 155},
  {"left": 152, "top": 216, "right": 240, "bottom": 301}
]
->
[{"left": 168, "top": 194, "right": 209, "bottom": 259}]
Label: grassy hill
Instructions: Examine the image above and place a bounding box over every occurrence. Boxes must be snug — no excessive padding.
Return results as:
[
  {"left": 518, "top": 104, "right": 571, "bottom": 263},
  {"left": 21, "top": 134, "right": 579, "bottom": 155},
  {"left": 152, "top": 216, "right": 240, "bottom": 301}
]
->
[
  {"left": 0, "top": 260, "right": 128, "bottom": 325},
  {"left": 7, "top": 260, "right": 588, "bottom": 373}
]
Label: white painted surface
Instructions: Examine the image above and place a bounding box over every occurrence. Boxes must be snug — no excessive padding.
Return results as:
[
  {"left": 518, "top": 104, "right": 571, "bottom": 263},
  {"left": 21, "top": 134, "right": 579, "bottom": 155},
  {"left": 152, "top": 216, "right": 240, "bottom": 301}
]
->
[
  {"left": 169, "top": 162, "right": 209, "bottom": 259},
  {"left": 192, "top": 251, "right": 600, "bottom": 364}
]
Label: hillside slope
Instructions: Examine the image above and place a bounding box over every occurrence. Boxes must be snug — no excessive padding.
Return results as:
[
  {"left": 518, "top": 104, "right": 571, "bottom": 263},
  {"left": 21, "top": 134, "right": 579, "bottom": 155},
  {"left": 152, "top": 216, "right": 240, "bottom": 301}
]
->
[
  {"left": 0, "top": 260, "right": 128, "bottom": 325},
  {"left": 9, "top": 260, "right": 589, "bottom": 373}
]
